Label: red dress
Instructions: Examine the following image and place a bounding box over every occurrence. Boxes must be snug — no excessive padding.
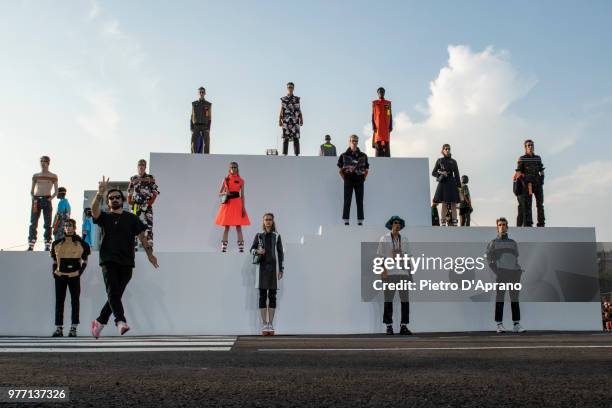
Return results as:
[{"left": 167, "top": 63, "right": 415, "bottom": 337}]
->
[{"left": 215, "top": 174, "right": 250, "bottom": 226}]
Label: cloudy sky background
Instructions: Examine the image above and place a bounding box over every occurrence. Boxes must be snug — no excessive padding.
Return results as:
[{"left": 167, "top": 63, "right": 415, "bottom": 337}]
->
[{"left": 1, "top": 0, "right": 612, "bottom": 249}]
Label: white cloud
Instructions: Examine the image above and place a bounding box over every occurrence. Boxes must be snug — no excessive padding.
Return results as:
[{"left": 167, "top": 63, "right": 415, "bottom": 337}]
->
[{"left": 426, "top": 45, "right": 537, "bottom": 129}]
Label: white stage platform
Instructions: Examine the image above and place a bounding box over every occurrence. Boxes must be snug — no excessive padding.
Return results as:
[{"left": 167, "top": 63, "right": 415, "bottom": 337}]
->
[
  {"left": 0, "top": 227, "right": 601, "bottom": 336},
  {"left": 151, "top": 153, "right": 431, "bottom": 252},
  {"left": 0, "top": 154, "right": 602, "bottom": 335}
]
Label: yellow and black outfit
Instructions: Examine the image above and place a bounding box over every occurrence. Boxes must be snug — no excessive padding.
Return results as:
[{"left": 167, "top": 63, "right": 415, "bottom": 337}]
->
[{"left": 50, "top": 234, "right": 90, "bottom": 327}]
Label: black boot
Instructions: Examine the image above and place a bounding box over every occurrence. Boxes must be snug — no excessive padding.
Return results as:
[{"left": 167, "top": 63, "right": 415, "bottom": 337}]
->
[
  {"left": 385, "top": 325, "right": 394, "bottom": 335},
  {"left": 52, "top": 327, "right": 63, "bottom": 337}
]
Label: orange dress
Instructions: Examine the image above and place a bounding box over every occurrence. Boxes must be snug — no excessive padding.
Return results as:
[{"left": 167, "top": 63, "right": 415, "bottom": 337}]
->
[
  {"left": 372, "top": 99, "right": 392, "bottom": 144},
  {"left": 215, "top": 174, "right": 250, "bottom": 226}
]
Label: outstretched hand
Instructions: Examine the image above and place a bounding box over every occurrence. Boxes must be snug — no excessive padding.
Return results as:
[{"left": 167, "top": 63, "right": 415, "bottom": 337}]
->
[{"left": 148, "top": 253, "right": 159, "bottom": 268}]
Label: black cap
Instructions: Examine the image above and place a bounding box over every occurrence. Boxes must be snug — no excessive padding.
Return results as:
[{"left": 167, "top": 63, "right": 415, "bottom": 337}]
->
[{"left": 325, "top": 134, "right": 331, "bottom": 141}]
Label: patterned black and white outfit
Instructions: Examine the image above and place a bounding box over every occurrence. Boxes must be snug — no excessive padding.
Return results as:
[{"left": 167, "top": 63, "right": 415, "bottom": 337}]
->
[{"left": 280, "top": 95, "right": 301, "bottom": 141}]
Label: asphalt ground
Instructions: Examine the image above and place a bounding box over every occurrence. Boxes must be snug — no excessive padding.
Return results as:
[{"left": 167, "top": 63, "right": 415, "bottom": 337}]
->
[{"left": 0, "top": 332, "right": 610, "bottom": 407}]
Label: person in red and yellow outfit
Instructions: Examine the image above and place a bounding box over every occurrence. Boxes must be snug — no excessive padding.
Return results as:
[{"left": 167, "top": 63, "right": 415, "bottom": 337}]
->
[
  {"left": 215, "top": 162, "right": 250, "bottom": 252},
  {"left": 371, "top": 87, "right": 393, "bottom": 157}
]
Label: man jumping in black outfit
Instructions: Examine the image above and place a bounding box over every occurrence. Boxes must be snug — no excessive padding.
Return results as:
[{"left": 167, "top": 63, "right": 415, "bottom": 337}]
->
[{"left": 91, "top": 176, "right": 159, "bottom": 338}]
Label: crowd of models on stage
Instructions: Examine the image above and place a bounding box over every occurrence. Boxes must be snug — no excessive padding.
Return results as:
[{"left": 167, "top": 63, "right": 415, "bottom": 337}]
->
[{"left": 26, "top": 83, "right": 544, "bottom": 337}]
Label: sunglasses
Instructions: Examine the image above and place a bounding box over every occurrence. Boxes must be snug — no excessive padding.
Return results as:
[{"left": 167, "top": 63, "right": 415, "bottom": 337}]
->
[
  {"left": 526, "top": 144, "right": 534, "bottom": 147},
  {"left": 108, "top": 195, "right": 122, "bottom": 201},
  {"left": 230, "top": 166, "right": 238, "bottom": 169}
]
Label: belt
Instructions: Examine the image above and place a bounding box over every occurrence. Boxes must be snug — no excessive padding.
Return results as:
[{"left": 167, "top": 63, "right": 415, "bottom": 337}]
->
[
  {"left": 54, "top": 271, "right": 79, "bottom": 278},
  {"left": 34, "top": 196, "right": 51, "bottom": 199}
]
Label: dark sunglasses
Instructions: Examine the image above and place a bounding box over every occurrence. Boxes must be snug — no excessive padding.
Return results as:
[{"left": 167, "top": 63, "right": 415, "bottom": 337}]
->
[{"left": 526, "top": 144, "right": 534, "bottom": 147}]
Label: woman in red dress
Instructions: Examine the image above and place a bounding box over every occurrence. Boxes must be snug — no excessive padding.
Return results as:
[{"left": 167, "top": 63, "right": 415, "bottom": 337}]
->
[{"left": 215, "top": 161, "right": 250, "bottom": 252}]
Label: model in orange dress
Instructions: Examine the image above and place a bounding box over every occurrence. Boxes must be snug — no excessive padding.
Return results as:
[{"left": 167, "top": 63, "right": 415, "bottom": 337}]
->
[
  {"left": 215, "top": 161, "right": 250, "bottom": 252},
  {"left": 371, "top": 87, "right": 393, "bottom": 157}
]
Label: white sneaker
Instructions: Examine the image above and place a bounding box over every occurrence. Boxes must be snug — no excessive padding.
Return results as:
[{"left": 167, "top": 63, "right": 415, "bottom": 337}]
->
[
  {"left": 268, "top": 322, "right": 275, "bottom": 336},
  {"left": 513, "top": 323, "right": 526, "bottom": 333},
  {"left": 496, "top": 323, "right": 507, "bottom": 333}
]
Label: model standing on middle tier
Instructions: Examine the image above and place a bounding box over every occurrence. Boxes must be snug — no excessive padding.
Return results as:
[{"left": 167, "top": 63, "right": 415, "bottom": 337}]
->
[
  {"left": 279, "top": 82, "right": 303, "bottom": 156},
  {"left": 215, "top": 161, "right": 250, "bottom": 252},
  {"left": 432, "top": 144, "right": 461, "bottom": 226}
]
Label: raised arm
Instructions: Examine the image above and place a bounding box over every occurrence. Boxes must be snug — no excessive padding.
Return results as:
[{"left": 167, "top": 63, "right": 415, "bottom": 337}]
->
[{"left": 92, "top": 176, "right": 109, "bottom": 219}]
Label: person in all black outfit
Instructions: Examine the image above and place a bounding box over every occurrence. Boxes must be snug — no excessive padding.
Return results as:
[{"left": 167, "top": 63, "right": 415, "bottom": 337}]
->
[
  {"left": 90, "top": 176, "right": 159, "bottom": 338},
  {"left": 515, "top": 139, "right": 545, "bottom": 227},
  {"left": 250, "top": 213, "right": 284, "bottom": 336},
  {"left": 338, "top": 134, "right": 369, "bottom": 226},
  {"left": 432, "top": 144, "right": 461, "bottom": 226}
]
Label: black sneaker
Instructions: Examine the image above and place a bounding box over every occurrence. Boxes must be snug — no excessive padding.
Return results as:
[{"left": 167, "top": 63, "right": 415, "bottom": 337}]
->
[
  {"left": 68, "top": 327, "right": 77, "bottom": 337},
  {"left": 399, "top": 325, "right": 412, "bottom": 335},
  {"left": 52, "top": 327, "right": 63, "bottom": 337},
  {"left": 386, "top": 325, "right": 394, "bottom": 335},
  {"left": 344, "top": 221, "right": 350, "bottom": 226},
  {"left": 357, "top": 221, "right": 363, "bottom": 226}
]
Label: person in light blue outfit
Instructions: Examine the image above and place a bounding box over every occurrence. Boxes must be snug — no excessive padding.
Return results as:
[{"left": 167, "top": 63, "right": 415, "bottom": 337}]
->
[
  {"left": 52, "top": 187, "right": 71, "bottom": 241},
  {"left": 82, "top": 207, "right": 95, "bottom": 247}
]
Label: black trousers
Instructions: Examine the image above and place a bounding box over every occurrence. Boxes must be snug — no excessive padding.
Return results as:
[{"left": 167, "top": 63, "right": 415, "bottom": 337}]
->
[
  {"left": 54, "top": 276, "right": 80, "bottom": 326},
  {"left": 282, "top": 138, "right": 300, "bottom": 156},
  {"left": 519, "top": 183, "right": 545, "bottom": 227},
  {"left": 374, "top": 141, "right": 391, "bottom": 157},
  {"left": 191, "top": 125, "right": 210, "bottom": 154},
  {"left": 97, "top": 263, "right": 133, "bottom": 324},
  {"left": 494, "top": 270, "right": 521, "bottom": 322},
  {"left": 342, "top": 176, "right": 365, "bottom": 221},
  {"left": 516, "top": 196, "right": 523, "bottom": 227},
  {"left": 459, "top": 208, "right": 471, "bottom": 226},
  {"left": 259, "top": 289, "right": 277, "bottom": 309},
  {"left": 383, "top": 275, "right": 409, "bottom": 324}
]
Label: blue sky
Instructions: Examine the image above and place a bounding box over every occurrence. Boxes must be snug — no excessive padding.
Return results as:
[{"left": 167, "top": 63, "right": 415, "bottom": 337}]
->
[{"left": 1, "top": 0, "right": 612, "bottom": 248}]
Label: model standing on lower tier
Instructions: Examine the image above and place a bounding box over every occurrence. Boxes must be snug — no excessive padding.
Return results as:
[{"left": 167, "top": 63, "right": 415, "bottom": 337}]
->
[
  {"left": 50, "top": 219, "right": 90, "bottom": 337},
  {"left": 251, "top": 213, "right": 284, "bottom": 336}
]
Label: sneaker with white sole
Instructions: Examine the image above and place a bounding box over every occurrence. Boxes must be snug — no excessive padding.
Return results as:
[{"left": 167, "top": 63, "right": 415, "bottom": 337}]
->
[
  {"left": 513, "top": 323, "right": 526, "bottom": 333},
  {"left": 117, "top": 321, "right": 130, "bottom": 335},
  {"left": 496, "top": 323, "right": 507, "bottom": 333},
  {"left": 268, "top": 322, "right": 275, "bottom": 336},
  {"left": 91, "top": 319, "right": 104, "bottom": 339},
  {"left": 261, "top": 323, "right": 269, "bottom": 336}
]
